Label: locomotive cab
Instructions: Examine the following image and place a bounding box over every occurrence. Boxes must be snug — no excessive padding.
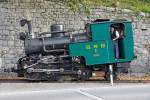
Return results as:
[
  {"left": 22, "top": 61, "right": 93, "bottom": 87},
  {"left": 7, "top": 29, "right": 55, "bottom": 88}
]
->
[{"left": 69, "top": 20, "right": 134, "bottom": 65}]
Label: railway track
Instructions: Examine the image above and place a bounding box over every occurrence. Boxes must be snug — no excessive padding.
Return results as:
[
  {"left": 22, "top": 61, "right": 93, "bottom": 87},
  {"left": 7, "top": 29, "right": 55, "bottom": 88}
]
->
[
  {"left": 1, "top": 72, "right": 150, "bottom": 83},
  {"left": 1, "top": 75, "right": 150, "bottom": 83}
]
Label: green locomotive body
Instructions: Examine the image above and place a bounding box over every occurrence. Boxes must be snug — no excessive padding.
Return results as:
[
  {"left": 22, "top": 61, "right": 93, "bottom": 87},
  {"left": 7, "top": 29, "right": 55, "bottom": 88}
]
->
[{"left": 69, "top": 20, "right": 134, "bottom": 65}]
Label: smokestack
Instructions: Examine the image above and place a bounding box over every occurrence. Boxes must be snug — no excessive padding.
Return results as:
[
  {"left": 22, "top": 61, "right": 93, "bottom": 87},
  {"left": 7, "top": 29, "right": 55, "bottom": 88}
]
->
[{"left": 25, "top": 10, "right": 35, "bottom": 38}]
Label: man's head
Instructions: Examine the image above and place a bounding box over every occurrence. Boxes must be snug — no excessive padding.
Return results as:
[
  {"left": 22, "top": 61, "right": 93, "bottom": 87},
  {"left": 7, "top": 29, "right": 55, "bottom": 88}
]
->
[{"left": 110, "top": 26, "right": 115, "bottom": 33}]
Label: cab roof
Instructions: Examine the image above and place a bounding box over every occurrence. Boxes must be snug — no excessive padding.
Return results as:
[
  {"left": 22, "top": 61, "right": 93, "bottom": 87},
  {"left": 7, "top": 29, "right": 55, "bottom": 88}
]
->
[{"left": 91, "top": 19, "right": 131, "bottom": 25}]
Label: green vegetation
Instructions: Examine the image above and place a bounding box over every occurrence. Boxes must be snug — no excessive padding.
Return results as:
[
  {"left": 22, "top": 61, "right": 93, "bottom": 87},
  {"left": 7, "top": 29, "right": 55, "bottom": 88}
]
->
[
  {"left": 110, "top": 0, "right": 150, "bottom": 13},
  {"left": 66, "top": 0, "right": 150, "bottom": 14}
]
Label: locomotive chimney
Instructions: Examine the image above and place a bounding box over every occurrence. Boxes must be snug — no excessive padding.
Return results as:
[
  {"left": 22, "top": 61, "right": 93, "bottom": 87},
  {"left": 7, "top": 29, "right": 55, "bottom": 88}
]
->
[
  {"left": 26, "top": 10, "right": 34, "bottom": 38},
  {"left": 20, "top": 10, "right": 34, "bottom": 39},
  {"left": 50, "top": 24, "right": 65, "bottom": 38}
]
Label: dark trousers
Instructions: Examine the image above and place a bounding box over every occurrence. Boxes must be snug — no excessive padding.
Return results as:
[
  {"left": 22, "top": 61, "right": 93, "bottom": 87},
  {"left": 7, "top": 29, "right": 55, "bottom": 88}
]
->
[{"left": 114, "top": 40, "right": 119, "bottom": 59}]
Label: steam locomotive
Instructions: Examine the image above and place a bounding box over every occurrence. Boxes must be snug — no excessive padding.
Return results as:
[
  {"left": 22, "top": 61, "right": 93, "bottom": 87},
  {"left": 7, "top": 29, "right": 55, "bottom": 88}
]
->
[{"left": 16, "top": 19, "right": 135, "bottom": 81}]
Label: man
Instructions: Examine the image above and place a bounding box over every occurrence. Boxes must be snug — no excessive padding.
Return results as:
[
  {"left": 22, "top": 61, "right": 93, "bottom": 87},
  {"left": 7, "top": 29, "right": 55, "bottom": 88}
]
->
[{"left": 110, "top": 26, "right": 120, "bottom": 59}]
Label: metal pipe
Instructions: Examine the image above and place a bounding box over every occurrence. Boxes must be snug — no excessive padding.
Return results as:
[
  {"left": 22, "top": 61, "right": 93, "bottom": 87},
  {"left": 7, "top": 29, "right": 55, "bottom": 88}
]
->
[
  {"left": 26, "top": 20, "right": 35, "bottom": 38},
  {"left": 0, "top": 57, "right": 2, "bottom": 69},
  {"left": 109, "top": 64, "right": 114, "bottom": 86}
]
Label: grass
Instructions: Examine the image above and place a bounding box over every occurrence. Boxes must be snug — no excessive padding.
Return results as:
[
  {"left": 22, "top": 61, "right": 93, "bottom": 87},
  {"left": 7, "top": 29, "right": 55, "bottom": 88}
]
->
[
  {"left": 96, "top": 0, "right": 150, "bottom": 13},
  {"left": 50, "top": 0, "right": 150, "bottom": 14}
]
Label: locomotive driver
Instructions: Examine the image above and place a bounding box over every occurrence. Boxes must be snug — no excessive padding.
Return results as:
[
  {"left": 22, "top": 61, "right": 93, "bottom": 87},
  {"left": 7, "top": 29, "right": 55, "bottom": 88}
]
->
[{"left": 110, "top": 26, "right": 120, "bottom": 59}]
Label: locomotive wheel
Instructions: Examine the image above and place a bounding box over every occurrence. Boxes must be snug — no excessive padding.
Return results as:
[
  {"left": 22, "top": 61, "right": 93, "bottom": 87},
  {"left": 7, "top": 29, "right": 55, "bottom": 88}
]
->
[
  {"left": 24, "top": 72, "right": 41, "bottom": 81},
  {"left": 47, "top": 74, "right": 60, "bottom": 81},
  {"left": 104, "top": 72, "right": 117, "bottom": 81},
  {"left": 79, "top": 70, "right": 92, "bottom": 81},
  {"left": 17, "top": 69, "right": 25, "bottom": 77}
]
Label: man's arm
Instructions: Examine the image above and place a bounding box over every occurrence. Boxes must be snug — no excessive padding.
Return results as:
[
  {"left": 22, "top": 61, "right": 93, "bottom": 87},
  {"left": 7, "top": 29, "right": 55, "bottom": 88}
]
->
[{"left": 113, "top": 31, "right": 120, "bottom": 41}]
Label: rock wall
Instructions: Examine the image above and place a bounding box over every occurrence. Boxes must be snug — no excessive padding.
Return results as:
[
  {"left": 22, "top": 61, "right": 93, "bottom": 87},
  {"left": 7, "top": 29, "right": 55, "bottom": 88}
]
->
[{"left": 0, "top": 0, "right": 150, "bottom": 74}]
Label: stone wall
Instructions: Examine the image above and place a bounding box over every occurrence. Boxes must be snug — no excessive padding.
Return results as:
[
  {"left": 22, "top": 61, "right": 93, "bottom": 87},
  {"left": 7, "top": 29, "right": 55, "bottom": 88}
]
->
[{"left": 0, "top": 0, "right": 150, "bottom": 74}]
